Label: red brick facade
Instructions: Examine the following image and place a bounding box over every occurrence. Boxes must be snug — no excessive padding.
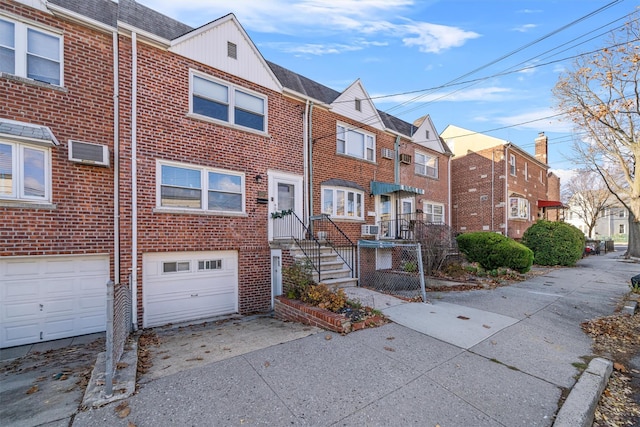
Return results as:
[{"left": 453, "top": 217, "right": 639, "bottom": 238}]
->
[{"left": 1, "top": 2, "right": 115, "bottom": 261}]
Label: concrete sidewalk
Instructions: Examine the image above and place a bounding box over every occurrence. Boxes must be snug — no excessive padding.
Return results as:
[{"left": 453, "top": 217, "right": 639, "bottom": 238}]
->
[{"left": 71, "top": 250, "right": 635, "bottom": 427}]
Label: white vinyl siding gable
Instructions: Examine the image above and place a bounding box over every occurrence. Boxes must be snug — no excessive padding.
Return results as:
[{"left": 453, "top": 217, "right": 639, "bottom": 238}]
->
[
  {"left": 0, "top": 18, "right": 63, "bottom": 86},
  {"left": 190, "top": 71, "right": 267, "bottom": 133}
]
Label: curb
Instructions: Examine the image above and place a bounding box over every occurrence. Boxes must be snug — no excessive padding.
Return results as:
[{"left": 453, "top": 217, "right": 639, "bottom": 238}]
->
[
  {"left": 81, "top": 337, "right": 138, "bottom": 408},
  {"left": 553, "top": 357, "right": 613, "bottom": 427}
]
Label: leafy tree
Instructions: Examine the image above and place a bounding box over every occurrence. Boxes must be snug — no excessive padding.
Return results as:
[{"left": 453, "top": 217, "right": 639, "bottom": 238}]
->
[
  {"left": 563, "top": 170, "right": 612, "bottom": 238},
  {"left": 553, "top": 13, "right": 640, "bottom": 257}
]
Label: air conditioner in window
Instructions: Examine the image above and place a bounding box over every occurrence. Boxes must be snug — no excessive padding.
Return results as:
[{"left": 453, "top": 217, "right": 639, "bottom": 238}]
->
[
  {"left": 361, "top": 224, "right": 379, "bottom": 236},
  {"left": 381, "top": 148, "right": 395, "bottom": 159},
  {"left": 68, "top": 140, "right": 109, "bottom": 166},
  {"left": 399, "top": 153, "right": 412, "bottom": 164}
]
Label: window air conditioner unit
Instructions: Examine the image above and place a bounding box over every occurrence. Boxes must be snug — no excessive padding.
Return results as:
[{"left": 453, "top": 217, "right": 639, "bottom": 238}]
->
[
  {"left": 361, "top": 224, "right": 379, "bottom": 236},
  {"left": 381, "top": 148, "right": 395, "bottom": 159},
  {"left": 399, "top": 153, "right": 412, "bottom": 164},
  {"left": 69, "top": 140, "right": 109, "bottom": 166}
]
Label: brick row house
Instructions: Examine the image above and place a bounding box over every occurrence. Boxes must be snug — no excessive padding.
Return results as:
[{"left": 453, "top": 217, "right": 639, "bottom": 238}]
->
[
  {"left": 0, "top": 0, "right": 452, "bottom": 348},
  {"left": 441, "top": 125, "right": 562, "bottom": 239}
]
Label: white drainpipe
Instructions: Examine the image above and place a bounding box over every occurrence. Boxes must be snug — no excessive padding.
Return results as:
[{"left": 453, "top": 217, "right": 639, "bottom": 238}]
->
[
  {"left": 131, "top": 32, "right": 138, "bottom": 330},
  {"left": 303, "top": 100, "right": 309, "bottom": 224},
  {"left": 504, "top": 145, "right": 509, "bottom": 237},
  {"left": 113, "top": 31, "right": 120, "bottom": 286}
]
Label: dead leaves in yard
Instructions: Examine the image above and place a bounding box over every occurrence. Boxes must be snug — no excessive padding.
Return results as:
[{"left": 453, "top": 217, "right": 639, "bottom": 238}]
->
[{"left": 582, "top": 311, "right": 640, "bottom": 427}]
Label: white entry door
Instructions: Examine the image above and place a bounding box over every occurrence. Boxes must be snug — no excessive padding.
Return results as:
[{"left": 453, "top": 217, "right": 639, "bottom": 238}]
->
[{"left": 268, "top": 171, "right": 303, "bottom": 240}]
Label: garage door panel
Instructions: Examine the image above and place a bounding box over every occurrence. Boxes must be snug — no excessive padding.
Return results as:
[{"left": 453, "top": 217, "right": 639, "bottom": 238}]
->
[
  {"left": 3, "top": 322, "right": 40, "bottom": 347},
  {"left": 2, "top": 302, "right": 41, "bottom": 321},
  {"left": 4, "top": 260, "right": 42, "bottom": 276},
  {"left": 3, "top": 280, "right": 40, "bottom": 300},
  {"left": 44, "top": 317, "right": 75, "bottom": 338},
  {"left": 45, "top": 259, "right": 76, "bottom": 274},
  {"left": 42, "top": 278, "right": 75, "bottom": 297}
]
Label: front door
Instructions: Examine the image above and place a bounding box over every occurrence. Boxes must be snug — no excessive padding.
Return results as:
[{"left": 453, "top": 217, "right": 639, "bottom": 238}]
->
[
  {"left": 268, "top": 171, "right": 303, "bottom": 241},
  {"left": 379, "top": 194, "right": 394, "bottom": 238}
]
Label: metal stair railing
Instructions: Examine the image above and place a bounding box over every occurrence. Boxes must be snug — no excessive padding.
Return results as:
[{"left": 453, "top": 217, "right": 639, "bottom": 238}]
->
[
  {"left": 309, "top": 214, "right": 357, "bottom": 278},
  {"left": 271, "top": 209, "right": 324, "bottom": 281}
]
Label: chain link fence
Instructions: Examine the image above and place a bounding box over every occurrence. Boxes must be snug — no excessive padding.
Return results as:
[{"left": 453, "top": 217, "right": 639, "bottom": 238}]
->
[
  {"left": 357, "top": 241, "right": 426, "bottom": 302},
  {"left": 105, "top": 280, "right": 132, "bottom": 396}
]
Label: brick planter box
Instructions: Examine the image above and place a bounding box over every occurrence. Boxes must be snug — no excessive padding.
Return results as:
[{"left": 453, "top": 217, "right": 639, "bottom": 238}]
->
[{"left": 274, "top": 296, "right": 386, "bottom": 334}]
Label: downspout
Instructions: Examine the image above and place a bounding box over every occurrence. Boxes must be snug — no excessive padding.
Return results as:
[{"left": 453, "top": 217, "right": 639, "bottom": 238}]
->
[
  {"left": 394, "top": 136, "right": 400, "bottom": 184},
  {"left": 113, "top": 32, "right": 120, "bottom": 287},
  {"left": 504, "top": 145, "right": 509, "bottom": 237},
  {"left": 303, "top": 100, "right": 309, "bottom": 226},
  {"left": 491, "top": 150, "right": 495, "bottom": 231},
  {"left": 448, "top": 155, "right": 452, "bottom": 226},
  {"left": 308, "top": 102, "right": 314, "bottom": 220},
  {"left": 131, "top": 32, "right": 138, "bottom": 330}
]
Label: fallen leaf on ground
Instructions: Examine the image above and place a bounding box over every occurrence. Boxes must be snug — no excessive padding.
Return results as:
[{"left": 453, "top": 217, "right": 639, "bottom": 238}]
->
[
  {"left": 185, "top": 357, "right": 204, "bottom": 362},
  {"left": 457, "top": 315, "right": 470, "bottom": 320},
  {"left": 117, "top": 407, "right": 131, "bottom": 418},
  {"left": 482, "top": 324, "right": 491, "bottom": 329},
  {"left": 613, "top": 362, "right": 627, "bottom": 373},
  {"left": 264, "top": 361, "right": 270, "bottom": 368},
  {"left": 386, "top": 336, "right": 395, "bottom": 340},
  {"left": 117, "top": 362, "right": 128, "bottom": 369},
  {"left": 127, "top": 422, "right": 137, "bottom": 427},
  {"left": 26, "top": 385, "right": 38, "bottom": 394},
  {"left": 383, "top": 346, "right": 395, "bottom": 352},
  {"left": 325, "top": 334, "right": 332, "bottom": 341}
]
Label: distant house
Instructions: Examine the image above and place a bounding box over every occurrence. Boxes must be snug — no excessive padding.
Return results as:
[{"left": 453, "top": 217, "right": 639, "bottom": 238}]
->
[
  {"left": 441, "top": 126, "right": 562, "bottom": 239},
  {"left": 566, "top": 201, "right": 629, "bottom": 242}
]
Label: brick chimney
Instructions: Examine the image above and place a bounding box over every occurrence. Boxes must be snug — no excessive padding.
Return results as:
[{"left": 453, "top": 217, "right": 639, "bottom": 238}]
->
[{"left": 535, "top": 132, "right": 548, "bottom": 164}]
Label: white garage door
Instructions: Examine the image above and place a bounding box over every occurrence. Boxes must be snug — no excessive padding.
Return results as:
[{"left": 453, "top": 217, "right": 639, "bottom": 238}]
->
[
  {"left": 143, "top": 251, "right": 238, "bottom": 328},
  {"left": 0, "top": 255, "right": 109, "bottom": 348}
]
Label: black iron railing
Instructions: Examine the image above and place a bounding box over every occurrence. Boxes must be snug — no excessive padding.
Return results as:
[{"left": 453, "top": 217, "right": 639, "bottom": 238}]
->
[
  {"left": 309, "top": 214, "right": 357, "bottom": 278},
  {"left": 271, "top": 209, "right": 324, "bottom": 281}
]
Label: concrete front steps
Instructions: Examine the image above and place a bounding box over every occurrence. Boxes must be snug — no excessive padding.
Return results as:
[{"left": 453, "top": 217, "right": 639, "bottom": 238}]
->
[{"left": 289, "top": 245, "right": 358, "bottom": 288}]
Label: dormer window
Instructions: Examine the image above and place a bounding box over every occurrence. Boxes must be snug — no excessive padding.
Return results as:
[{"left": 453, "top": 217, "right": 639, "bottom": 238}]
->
[
  {"left": 227, "top": 41, "right": 237, "bottom": 59},
  {"left": 355, "top": 98, "right": 361, "bottom": 112}
]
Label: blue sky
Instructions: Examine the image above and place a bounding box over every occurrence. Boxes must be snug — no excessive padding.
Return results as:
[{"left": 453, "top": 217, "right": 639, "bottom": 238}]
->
[{"left": 138, "top": 0, "right": 635, "bottom": 180}]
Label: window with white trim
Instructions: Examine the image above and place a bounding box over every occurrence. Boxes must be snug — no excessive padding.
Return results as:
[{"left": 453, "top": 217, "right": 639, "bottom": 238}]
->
[
  {"left": 336, "top": 124, "right": 375, "bottom": 161},
  {"left": 0, "top": 140, "right": 50, "bottom": 202},
  {"left": 163, "top": 261, "right": 190, "bottom": 273},
  {"left": 322, "top": 186, "right": 364, "bottom": 219},
  {"left": 415, "top": 151, "right": 438, "bottom": 178},
  {"left": 157, "top": 161, "right": 245, "bottom": 213},
  {"left": 191, "top": 72, "right": 266, "bottom": 132},
  {"left": 198, "top": 259, "right": 222, "bottom": 270},
  {"left": 423, "top": 202, "right": 444, "bottom": 223},
  {"left": 509, "top": 197, "right": 529, "bottom": 219},
  {"left": 509, "top": 154, "right": 516, "bottom": 176},
  {"left": 0, "top": 18, "right": 63, "bottom": 86}
]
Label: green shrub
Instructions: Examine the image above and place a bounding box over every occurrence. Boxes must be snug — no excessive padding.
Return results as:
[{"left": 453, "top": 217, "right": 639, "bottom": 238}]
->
[
  {"left": 521, "top": 220, "right": 585, "bottom": 266},
  {"left": 456, "top": 231, "right": 534, "bottom": 273},
  {"left": 282, "top": 260, "right": 315, "bottom": 299}
]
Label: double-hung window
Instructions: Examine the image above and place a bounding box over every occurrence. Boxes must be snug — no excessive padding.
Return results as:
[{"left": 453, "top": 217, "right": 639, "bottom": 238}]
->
[
  {"left": 509, "top": 154, "right": 516, "bottom": 176},
  {"left": 0, "top": 140, "right": 50, "bottom": 202},
  {"left": 415, "top": 152, "right": 438, "bottom": 178},
  {"left": 0, "top": 18, "right": 62, "bottom": 86},
  {"left": 158, "top": 161, "right": 245, "bottom": 213},
  {"left": 509, "top": 197, "right": 529, "bottom": 219},
  {"left": 322, "top": 186, "right": 364, "bottom": 220},
  {"left": 423, "top": 202, "right": 444, "bottom": 223},
  {"left": 191, "top": 72, "right": 266, "bottom": 132},
  {"left": 336, "top": 124, "right": 375, "bottom": 161}
]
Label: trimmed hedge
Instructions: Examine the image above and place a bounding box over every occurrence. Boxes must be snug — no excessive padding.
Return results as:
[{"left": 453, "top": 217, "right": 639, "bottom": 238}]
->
[
  {"left": 456, "top": 232, "right": 534, "bottom": 273},
  {"left": 521, "top": 220, "right": 585, "bottom": 266}
]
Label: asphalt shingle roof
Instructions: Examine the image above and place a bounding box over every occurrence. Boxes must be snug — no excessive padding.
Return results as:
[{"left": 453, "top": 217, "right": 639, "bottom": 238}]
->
[{"left": 48, "top": 0, "right": 418, "bottom": 138}]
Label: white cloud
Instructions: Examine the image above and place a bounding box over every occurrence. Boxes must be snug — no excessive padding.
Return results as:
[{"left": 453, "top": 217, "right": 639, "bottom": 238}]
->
[
  {"left": 402, "top": 22, "right": 480, "bottom": 53},
  {"left": 512, "top": 24, "right": 537, "bottom": 33},
  {"left": 496, "top": 108, "right": 573, "bottom": 133},
  {"left": 550, "top": 168, "right": 577, "bottom": 183},
  {"left": 138, "top": 0, "right": 479, "bottom": 55}
]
